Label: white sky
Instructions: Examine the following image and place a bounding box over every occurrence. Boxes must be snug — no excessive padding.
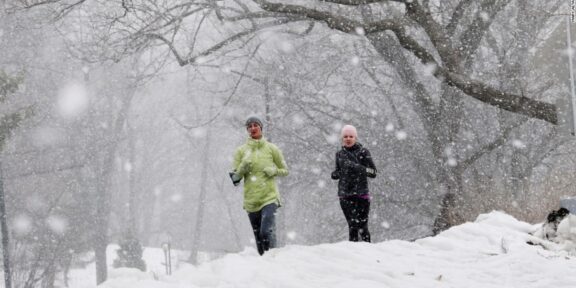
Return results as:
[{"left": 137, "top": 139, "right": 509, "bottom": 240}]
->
[{"left": 69, "top": 211, "right": 576, "bottom": 288}]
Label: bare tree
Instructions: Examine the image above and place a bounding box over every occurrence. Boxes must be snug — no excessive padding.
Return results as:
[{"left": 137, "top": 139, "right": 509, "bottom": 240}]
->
[
  {"left": 0, "top": 70, "right": 29, "bottom": 288},
  {"left": 16, "top": 1, "right": 564, "bottom": 122},
  {"left": 12, "top": 0, "right": 575, "bottom": 245}
]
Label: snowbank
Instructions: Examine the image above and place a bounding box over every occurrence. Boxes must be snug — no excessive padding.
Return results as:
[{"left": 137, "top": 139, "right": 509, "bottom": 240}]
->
[{"left": 73, "top": 211, "right": 576, "bottom": 288}]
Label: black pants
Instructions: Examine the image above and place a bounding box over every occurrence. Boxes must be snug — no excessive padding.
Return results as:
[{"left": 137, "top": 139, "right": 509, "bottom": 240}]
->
[
  {"left": 339, "top": 197, "right": 371, "bottom": 242},
  {"left": 248, "top": 203, "right": 277, "bottom": 255}
]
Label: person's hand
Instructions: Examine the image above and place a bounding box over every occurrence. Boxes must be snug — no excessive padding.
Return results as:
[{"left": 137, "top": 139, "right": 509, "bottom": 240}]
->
[
  {"left": 229, "top": 172, "right": 242, "bottom": 186},
  {"left": 263, "top": 166, "right": 277, "bottom": 177},
  {"left": 331, "top": 170, "right": 340, "bottom": 180}
]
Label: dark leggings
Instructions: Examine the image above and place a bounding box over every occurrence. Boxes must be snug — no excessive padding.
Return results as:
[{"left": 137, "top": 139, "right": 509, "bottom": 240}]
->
[
  {"left": 248, "top": 203, "right": 277, "bottom": 255},
  {"left": 339, "top": 197, "right": 371, "bottom": 242}
]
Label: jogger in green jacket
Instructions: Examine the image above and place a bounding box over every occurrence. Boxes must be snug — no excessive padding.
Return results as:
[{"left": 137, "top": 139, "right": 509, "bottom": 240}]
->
[{"left": 231, "top": 116, "right": 289, "bottom": 255}]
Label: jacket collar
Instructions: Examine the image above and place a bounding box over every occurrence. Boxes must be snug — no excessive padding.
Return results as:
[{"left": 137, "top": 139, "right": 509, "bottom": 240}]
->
[
  {"left": 247, "top": 137, "right": 266, "bottom": 148},
  {"left": 343, "top": 142, "right": 362, "bottom": 151}
]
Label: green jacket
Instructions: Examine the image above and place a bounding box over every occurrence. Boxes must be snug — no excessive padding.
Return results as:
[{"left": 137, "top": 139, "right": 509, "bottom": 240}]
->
[{"left": 233, "top": 137, "right": 289, "bottom": 212}]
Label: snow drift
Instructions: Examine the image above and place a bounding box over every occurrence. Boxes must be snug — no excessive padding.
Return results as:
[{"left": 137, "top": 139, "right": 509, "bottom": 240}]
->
[{"left": 71, "top": 211, "right": 576, "bottom": 288}]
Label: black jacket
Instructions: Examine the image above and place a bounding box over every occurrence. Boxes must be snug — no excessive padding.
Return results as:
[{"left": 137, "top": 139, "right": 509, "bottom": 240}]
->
[{"left": 331, "top": 143, "right": 377, "bottom": 197}]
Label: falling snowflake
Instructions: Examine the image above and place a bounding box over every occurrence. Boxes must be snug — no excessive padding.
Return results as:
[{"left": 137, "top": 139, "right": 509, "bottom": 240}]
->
[
  {"left": 326, "top": 134, "right": 339, "bottom": 145},
  {"left": 192, "top": 127, "right": 207, "bottom": 138},
  {"left": 351, "top": 56, "right": 360, "bottom": 66},
  {"left": 280, "top": 41, "right": 294, "bottom": 53},
  {"left": 395, "top": 131, "right": 407, "bottom": 140},
  {"left": 46, "top": 215, "right": 69, "bottom": 235},
  {"left": 13, "top": 214, "right": 32, "bottom": 236},
  {"left": 385, "top": 123, "right": 394, "bottom": 132},
  {"left": 57, "top": 82, "right": 89, "bottom": 118},
  {"left": 422, "top": 63, "right": 437, "bottom": 76},
  {"left": 287, "top": 231, "right": 297, "bottom": 240},
  {"left": 170, "top": 193, "right": 182, "bottom": 202},
  {"left": 512, "top": 139, "right": 526, "bottom": 149},
  {"left": 292, "top": 114, "right": 304, "bottom": 125},
  {"left": 194, "top": 56, "right": 208, "bottom": 64},
  {"left": 220, "top": 64, "right": 232, "bottom": 73}
]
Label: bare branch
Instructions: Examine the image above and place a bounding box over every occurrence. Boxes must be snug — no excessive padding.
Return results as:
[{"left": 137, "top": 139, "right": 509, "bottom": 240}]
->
[
  {"left": 458, "top": 0, "right": 511, "bottom": 62},
  {"left": 404, "top": 0, "right": 459, "bottom": 69},
  {"left": 172, "top": 42, "right": 264, "bottom": 129},
  {"left": 147, "top": 18, "right": 297, "bottom": 66},
  {"left": 255, "top": 0, "right": 363, "bottom": 33},
  {"left": 446, "top": 0, "right": 474, "bottom": 36},
  {"left": 315, "top": 0, "right": 397, "bottom": 5},
  {"left": 16, "top": 0, "right": 60, "bottom": 9},
  {"left": 440, "top": 69, "right": 557, "bottom": 124},
  {"left": 459, "top": 119, "right": 527, "bottom": 170}
]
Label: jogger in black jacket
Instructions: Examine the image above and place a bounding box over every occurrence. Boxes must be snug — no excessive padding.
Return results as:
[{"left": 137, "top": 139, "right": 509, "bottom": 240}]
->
[{"left": 331, "top": 125, "right": 377, "bottom": 242}]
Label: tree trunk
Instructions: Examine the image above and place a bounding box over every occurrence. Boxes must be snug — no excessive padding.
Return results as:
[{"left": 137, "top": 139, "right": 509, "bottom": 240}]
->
[
  {"left": 40, "top": 261, "right": 55, "bottom": 288},
  {"left": 188, "top": 127, "right": 212, "bottom": 264},
  {"left": 127, "top": 122, "right": 137, "bottom": 237},
  {"left": 94, "top": 170, "right": 110, "bottom": 285},
  {"left": 0, "top": 162, "right": 12, "bottom": 288},
  {"left": 432, "top": 167, "right": 464, "bottom": 235}
]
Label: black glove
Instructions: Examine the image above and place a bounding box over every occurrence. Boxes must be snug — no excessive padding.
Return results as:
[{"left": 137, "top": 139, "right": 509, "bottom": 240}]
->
[
  {"left": 229, "top": 172, "right": 242, "bottom": 186},
  {"left": 331, "top": 170, "right": 340, "bottom": 180}
]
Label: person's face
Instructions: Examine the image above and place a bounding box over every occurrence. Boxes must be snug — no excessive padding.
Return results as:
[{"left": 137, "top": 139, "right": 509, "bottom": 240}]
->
[
  {"left": 247, "top": 122, "right": 262, "bottom": 139},
  {"left": 342, "top": 130, "right": 356, "bottom": 148}
]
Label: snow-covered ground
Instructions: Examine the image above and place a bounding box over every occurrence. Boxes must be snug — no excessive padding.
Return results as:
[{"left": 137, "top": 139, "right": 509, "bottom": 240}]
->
[{"left": 70, "top": 211, "right": 576, "bottom": 288}]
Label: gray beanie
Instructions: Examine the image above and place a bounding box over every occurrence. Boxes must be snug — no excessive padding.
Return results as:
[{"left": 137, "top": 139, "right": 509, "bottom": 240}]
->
[{"left": 245, "top": 115, "right": 263, "bottom": 128}]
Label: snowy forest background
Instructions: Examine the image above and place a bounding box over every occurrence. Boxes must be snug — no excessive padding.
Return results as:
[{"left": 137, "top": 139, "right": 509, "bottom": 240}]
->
[{"left": 1, "top": 0, "right": 576, "bottom": 287}]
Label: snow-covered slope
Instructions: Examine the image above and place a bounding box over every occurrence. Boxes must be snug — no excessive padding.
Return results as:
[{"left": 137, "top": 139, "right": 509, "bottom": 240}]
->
[{"left": 72, "top": 211, "right": 576, "bottom": 288}]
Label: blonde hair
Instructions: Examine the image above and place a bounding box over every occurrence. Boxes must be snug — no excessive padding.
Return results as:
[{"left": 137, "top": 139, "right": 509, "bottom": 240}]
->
[{"left": 341, "top": 125, "right": 357, "bottom": 138}]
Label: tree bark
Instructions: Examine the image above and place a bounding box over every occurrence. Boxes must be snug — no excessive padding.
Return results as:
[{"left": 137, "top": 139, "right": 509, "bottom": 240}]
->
[
  {"left": 187, "top": 127, "right": 212, "bottom": 264},
  {"left": 0, "top": 162, "right": 12, "bottom": 288}
]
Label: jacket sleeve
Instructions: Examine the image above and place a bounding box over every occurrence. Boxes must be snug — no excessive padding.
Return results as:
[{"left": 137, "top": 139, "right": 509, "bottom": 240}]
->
[
  {"left": 271, "top": 145, "right": 289, "bottom": 177},
  {"left": 331, "top": 152, "right": 340, "bottom": 180},
  {"left": 344, "top": 148, "right": 377, "bottom": 178},
  {"left": 362, "top": 148, "right": 377, "bottom": 178},
  {"left": 233, "top": 147, "right": 248, "bottom": 177}
]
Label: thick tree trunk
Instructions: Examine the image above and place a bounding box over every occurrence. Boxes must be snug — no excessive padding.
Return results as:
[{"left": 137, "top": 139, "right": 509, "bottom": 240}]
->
[
  {"left": 432, "top": 168, "right": 464, "bottom": 235},
  {"left": 94, "top": 172, "right": 110, "bottom": 285},
  {"left": 0, "top": 162, "right": 12, "bottom": 288},
  {"left": 432, "top": 192, "right": 458, "bottom": 235},
  {"left": 188, "top": 127, "right": 212, "bottom": 264},
  {"left": 40, "top": 261, "right": 55, "bottom": 288},
  {"left": 127, "top": 124, "right": 137, "bottom": 237}
]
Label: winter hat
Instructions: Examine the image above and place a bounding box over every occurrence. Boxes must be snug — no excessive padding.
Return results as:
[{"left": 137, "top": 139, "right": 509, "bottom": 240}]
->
[
  {"left": 341, "top": 125, "right": 357, "bottom": 138},
  {"left": 245, "top": 115, "right": 263, "bottom": 128}
]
